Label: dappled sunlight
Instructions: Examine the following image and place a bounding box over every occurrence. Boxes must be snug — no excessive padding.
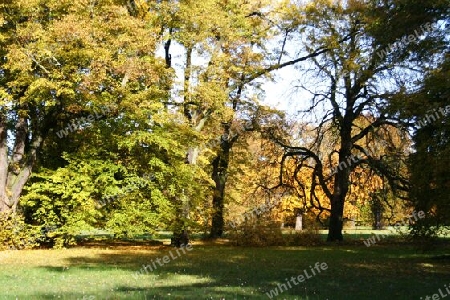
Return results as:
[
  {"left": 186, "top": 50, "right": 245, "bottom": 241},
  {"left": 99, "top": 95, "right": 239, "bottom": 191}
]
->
[
  {"left": 140, "top": 274, "right": 213, "bottom": 287},
  {"left": 1, "top": 245, "right": 449, "bottom": 299},
  {"left": 344, "top": 262, "right": 385, "bottom": 272},
  {"left": 341, "top": 249, "right": 360, "bottom": 253},
  {"left": 419, "top": 263, "right": 435, "bottom": 268},
  {"left": 0, "top": 0, "right": 448, "bottom": 299}
]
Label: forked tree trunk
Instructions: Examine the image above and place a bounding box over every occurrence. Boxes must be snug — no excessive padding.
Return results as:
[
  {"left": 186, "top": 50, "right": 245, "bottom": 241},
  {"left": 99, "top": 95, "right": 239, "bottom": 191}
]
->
[{"left": 0, "top": 116, "right": 38, "bottom": 214}]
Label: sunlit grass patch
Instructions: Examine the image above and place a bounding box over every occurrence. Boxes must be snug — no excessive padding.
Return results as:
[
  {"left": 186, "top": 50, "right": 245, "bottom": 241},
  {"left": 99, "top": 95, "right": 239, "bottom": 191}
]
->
[{"left": 0, "top": 244, "right": 449, "bottom": 299}]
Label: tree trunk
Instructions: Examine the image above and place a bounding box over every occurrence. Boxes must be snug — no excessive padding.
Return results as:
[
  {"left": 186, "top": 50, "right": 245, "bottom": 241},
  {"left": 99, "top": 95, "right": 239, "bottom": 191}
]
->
[
  {"left": 0, "top": 153, "right": 40, "bottom": 214},
  {"left": 327, "top": 130, "right": 352, "bottom": 242},
  {"left": 327, "top": 193, "right": 345, "bottom": 241},
  {"left": 0, "top": 113, "right": 9, "bottom": 213},
  {"left": 209, "top": 135, "right": 231, "bottom": 238},
  {"left": 0, "top": 104, "right": 54, "bottom": 215},
  {"left": 210, "top": 157, "right": 226, "bottom": 238},
  {"left": 171, "top": 47, "right": 194, "bottom": 247},
  {"left": 0, "top": 115, "right": 36, "bottom": 214}
]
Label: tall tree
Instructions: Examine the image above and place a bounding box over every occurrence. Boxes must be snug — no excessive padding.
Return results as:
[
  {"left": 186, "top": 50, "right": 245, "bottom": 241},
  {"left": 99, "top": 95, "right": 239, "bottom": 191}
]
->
[
  {"left": 203, "top": 0, "right": 336, "bottom": 238},
  {"left": 267, "top": 0, "right": 447, "bottom": 241},
  {"left": 0, "top": 0, "right": 170, "bottom": 214},
  {"left": 159, "top": 0, "right": 312, "bottom": 239},
  {"left": 406, "top": 55, "right": 450, "bottom": 240}
]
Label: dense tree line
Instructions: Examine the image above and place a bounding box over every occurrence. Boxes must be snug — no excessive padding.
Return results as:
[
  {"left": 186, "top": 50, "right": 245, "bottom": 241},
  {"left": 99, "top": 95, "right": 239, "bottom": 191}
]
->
[{"left": 0, "top": 0, "right": 448, "bottom": 247}]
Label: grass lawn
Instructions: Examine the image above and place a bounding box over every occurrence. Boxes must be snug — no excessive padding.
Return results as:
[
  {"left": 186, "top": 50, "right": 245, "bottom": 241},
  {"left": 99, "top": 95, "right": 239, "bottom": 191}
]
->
[{"left": 1, "top": 238, "right": 450, "bottom": 300}]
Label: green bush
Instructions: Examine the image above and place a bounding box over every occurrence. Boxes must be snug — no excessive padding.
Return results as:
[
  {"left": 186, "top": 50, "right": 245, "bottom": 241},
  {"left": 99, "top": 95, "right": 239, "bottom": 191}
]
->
[
  {"left": 22, "top": 155, "right": 176, "bottom": 248},
  {"left": 0, "top": 213, "right": 40, "bottom": 250}
]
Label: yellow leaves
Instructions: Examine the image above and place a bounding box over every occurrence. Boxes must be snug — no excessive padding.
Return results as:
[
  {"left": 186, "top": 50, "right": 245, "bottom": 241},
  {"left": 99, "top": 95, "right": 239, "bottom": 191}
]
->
[
  {"left": 22, "top": 78, "right": 57, "bottom": 105},
  {"left": 304, "top": 0, "right": 334, "bottom": 13},
  {"left": 49, "top": 14, "right": 90, "bottom": 45},
  {"left": 275, "top": 0, "right": 305, "bottom": 27},
  {"left": 192, "top": 81, "right": 229, "bottom": 113},
  {"left": 56, "top": 87, "right": 76, "bottom": 100},
  {"left": 130, "top": 0, "right": 151, "bottom": 20},
  {"left": 14, "top": 0, "right": 42, "bottom": 12},
  {"left": 5, "top": 45, "right": 32, "bottom": 72},
  {"left": 0, "top": 88, "right": 12, "bottom": 107},
  {"left": 0, "top": 32, "right": 6, "bottom": 44},
  {"left": 0, "top": 14, "right": 6, "bottom": 43},
  {"left": 346, "top": 0, "right": 367, "bottom": 12}
]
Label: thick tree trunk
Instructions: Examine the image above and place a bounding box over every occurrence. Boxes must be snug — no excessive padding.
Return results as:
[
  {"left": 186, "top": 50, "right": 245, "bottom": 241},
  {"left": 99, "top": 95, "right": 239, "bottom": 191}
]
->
[
  {"left": 327, "top": 193, "right": 345, "bottom": 241},
  {"left": 209, "top": 135, "right": 231, "bottom": 238},
  {"left": 0, "top": 114, "right": 9, "bottom": 213},
  {"left": 0, "top": 109, "right": 49, "bottom": 215},
  {"left": 0, "top": 115, "right": 34, "bottom": 214},
  {"left": 327, "top": 130, "right": 352, "bottom": 242},
  {"left": 210, "top": 157, "right": 226, "bottom": 238}
]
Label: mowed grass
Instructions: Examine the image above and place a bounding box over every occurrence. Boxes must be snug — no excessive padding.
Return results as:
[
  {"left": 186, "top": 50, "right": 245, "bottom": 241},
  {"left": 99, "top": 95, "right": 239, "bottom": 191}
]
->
[{"left": 0, "top": 241, "right": 449, "bottom": 300}]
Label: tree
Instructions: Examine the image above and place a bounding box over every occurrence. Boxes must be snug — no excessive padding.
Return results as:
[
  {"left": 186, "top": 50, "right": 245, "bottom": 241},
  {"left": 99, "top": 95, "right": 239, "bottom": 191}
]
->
[
  {"left": 199, "top": 0, "right": 334, "bottom": 238},
  {"left": 0, "top": 0, "right": 172, "bottom": 215},
  {"left": 374, "top": 0, "right": 449, "bottom": 241},
  {"left": 3, "top": 0, "right": 209, "bottom": 245},
  {"left": 407, "top": 55, "right": 450, "bottom": 241},
  {"left": 267, "top": 0, "right": 446, "bottom": 241},
  {"left": 158, "top": 0, "right": 308, "bottom": 239}
]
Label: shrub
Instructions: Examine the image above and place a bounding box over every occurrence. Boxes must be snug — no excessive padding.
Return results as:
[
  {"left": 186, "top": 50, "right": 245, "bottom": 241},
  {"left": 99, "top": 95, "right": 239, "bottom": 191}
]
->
[
  {"left": 0, "top": 212, "right": 41, "bottom": 250},
  {"left": 409, "top": 213, "right": 447, "bottom": 252},
  {"left": 228, "top": 217, "right": 284, "bottom": 246},
  {"left": 227, "top": 211, "right": 326, "bottom": 246},
  {"left": 283, "top": 229, "right": 325, "bottom": 246}
]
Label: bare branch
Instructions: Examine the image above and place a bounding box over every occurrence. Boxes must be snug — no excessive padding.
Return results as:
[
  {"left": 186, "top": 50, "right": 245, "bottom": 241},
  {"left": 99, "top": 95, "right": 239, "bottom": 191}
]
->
[{"left": 351, "top": 117, "right": 398, "bottom": 144}]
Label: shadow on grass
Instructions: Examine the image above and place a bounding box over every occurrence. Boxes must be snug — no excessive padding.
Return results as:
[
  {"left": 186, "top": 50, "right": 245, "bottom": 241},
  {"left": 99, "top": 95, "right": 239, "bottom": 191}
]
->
[
  {"left": 23, "top": 243, "right": 450, "bottom": 299},
  {"left": 23, "top": 285, "right": 257, "bottom": 300}
]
